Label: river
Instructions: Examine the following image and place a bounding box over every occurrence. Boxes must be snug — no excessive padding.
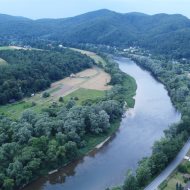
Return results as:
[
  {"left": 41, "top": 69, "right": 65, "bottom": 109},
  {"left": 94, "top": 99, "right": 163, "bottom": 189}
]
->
[{"left": 23, "top": 57, "right": 181, "bottom": 190}]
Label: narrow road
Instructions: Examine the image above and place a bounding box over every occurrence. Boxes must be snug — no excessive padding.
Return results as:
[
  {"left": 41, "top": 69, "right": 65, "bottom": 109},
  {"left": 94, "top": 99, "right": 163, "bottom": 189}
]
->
[{"left": 144, "top": 139, "right": 190, "bottom": 190}]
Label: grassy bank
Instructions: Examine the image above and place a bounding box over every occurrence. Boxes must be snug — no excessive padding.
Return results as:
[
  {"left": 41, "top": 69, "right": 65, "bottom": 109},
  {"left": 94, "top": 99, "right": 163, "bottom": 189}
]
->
[
  {"left": 114, "top": 53, "right": 188, "bottom": 190},
  {"left": 79, "top": 120, "right": 120, "bottom": 155},
  {"left": 123, "top": 75, "right": 137, "bottom": 108},
  {"left": 65, "top": 88, "right": 106, "bottom": 105}
]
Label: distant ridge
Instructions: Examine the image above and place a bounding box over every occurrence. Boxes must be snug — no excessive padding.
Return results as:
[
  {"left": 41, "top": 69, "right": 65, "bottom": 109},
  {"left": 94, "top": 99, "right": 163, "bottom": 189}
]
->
[{"left": 0, "top": 9, "right": 190, "bottom": 58}]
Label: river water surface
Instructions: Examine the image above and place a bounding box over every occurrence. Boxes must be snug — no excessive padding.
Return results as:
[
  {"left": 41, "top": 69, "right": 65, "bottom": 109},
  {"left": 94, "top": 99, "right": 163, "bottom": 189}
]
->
[{"left": 23, "top": 57, "right": 181, "bottom": 190}]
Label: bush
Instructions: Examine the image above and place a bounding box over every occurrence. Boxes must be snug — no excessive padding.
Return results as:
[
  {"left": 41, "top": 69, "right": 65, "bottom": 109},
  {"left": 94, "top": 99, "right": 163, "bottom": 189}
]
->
[
  {"left": 159, "top": 180, "right": 167, "bottom": 190},
  {"left": 59, "top": 97, "right": 64, "bottom": 102},
  {"left": 178, "top": 164, "right": 187, "bottom": 173},
  {"left": 74, "top": 96, "right": 79, "bottom": 101},
  {"left": 31, "top": 102, "right": 36, "bottom": 107},
  {"left": 42, "top": 92, "right": 50, "bottom": 98}
]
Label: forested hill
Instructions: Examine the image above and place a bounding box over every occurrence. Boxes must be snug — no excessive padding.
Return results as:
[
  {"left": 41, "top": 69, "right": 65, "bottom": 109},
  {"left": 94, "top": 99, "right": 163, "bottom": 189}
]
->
[{"left": 0, "top": 9, "right": 190, "bottom": 58}]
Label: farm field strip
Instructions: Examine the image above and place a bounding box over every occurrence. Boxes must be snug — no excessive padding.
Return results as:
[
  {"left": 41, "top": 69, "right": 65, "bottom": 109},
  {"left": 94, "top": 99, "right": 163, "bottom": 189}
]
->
[
  {"left": 49, "top": 66, "right": 111, "bottom": 100},
  {"left": 70, "top": 48, "right": 106, "bottom": 65},
  {"left": 0, "top": 66, "right": 111, "bottom": 118}
]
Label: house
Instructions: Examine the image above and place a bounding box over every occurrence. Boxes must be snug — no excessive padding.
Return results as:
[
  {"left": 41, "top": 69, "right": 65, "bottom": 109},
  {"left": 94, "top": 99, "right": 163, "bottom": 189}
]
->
[
  {"left": 184, "top": 181, "right": 190, "bottom": 190},
  {"left": 70, "top": 73, "right": 76, "bottom": 78},
  {"left": 58, "top": 44, "right": 63, "bottom": 48},
  {"left": 184, "top": 156, "right": 190, "bottom": 160}
]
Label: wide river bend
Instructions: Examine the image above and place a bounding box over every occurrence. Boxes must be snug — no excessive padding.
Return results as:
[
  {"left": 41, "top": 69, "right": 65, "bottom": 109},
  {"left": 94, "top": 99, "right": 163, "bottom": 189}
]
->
[{"left": 23, "top": 57, "right": 181, "bottom": 190}]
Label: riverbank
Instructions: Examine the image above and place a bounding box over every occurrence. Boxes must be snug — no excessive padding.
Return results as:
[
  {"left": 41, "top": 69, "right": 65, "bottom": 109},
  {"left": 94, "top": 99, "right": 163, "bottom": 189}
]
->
[
  {"left": 45, "top": 72, "right": 137, "bottom": 173},
  {"left": 22, "top": 56, "right": 180, "bottom": 190},
  {"left": 18, "top": 54, "right": 137, "bottom": 190},
  {"left": 115, "top": 54, "right": 186, "bottom": 190}
]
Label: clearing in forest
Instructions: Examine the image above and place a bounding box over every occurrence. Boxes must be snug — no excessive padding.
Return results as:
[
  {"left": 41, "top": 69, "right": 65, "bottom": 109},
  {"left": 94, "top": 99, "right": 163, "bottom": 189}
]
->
[
  {"left": 0, "top": 67, "right": 111, "bottom": 118},
  {"left": 50, "top": 66, "right": 111, "bottom": 98}
]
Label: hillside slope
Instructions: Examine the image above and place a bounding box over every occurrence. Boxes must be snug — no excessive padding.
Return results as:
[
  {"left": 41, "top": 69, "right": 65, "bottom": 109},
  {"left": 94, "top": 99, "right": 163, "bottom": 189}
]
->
[{"left": 0, "top": 9, "right": 190, "bottom": 58}]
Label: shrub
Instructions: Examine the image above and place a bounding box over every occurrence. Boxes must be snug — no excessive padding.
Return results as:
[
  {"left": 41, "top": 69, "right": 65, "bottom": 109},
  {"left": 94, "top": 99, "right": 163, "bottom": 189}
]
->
[
  {"left": 59, "top": 97, "right": 64, "bottom": 102},
  {"left": 42, "top": 92, "right": 50, "bottom": 98}
]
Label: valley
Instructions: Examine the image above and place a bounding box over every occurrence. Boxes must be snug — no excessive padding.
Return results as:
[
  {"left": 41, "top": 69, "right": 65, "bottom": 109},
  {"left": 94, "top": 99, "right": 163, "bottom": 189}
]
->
[
  {"left": 0, "top": 6, "right": 190, "bottom": 190},
  {"left": 21, "top": 57, "right": 180, "bottom": 190}
]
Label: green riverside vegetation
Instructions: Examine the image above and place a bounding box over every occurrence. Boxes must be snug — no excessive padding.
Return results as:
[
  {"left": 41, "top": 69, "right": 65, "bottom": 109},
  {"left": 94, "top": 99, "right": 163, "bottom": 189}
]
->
[
  {"left": 109, "top": 52, "right": 190, "bottom": 190},
  {"left": 0, "top": 49, "right": 136, "bottom": 190},
  {"left": 0, "top": 8, "right": 190, "bottom": 190}
]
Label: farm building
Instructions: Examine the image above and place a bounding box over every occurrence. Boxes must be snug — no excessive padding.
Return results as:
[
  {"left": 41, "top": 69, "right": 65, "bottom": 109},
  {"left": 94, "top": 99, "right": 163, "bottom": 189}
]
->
[{"left": 70, "top": 73, "right": 76, "bottom": 78}]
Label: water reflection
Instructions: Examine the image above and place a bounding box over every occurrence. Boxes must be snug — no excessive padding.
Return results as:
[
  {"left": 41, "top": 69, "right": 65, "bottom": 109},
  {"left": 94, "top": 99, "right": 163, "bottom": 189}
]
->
[{"left": 23, "top": 57, "right": 181, "bottom": 190}]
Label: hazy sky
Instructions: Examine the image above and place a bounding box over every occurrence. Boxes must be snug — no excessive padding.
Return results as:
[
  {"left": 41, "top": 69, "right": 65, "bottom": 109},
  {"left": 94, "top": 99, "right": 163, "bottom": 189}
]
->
[{"left": 0, "top": 0, "right": 189, "bottom": 19}]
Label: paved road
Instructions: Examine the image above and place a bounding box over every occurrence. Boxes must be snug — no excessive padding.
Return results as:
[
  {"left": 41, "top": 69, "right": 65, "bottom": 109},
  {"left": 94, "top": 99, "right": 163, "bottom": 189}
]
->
[{"left": 144, "top": 139, "right": 190, "bottom": 190}]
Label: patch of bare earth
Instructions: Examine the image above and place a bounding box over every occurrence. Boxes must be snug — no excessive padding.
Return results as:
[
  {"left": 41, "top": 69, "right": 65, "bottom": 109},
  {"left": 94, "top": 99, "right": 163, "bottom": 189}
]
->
[
  {"left": 50, "top": 67, "right": 112, "bottom": 99},
  {"left": 81, "top": 70, "right": 112, "bottom": 91}
]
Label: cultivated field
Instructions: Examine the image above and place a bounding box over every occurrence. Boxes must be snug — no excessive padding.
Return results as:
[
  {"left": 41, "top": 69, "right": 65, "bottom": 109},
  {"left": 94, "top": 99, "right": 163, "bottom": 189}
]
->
[
  {"left": 0, "top": 45, "right": 39, "bottom": 51},
  {"left": 50, "top": 67, "right": 111, "bottom": 98},
  {"left": 0, "top": 46, "right": 24, "bottom": 50},
  {"left": 0, "top": 67, "right": 111, "bottom": 118}
]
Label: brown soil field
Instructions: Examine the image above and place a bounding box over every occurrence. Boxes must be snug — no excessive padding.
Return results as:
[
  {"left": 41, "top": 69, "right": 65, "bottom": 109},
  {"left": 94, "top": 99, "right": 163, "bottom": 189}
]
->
[{"left": 50, "top": 67, "right": 112, "bottom": 99}]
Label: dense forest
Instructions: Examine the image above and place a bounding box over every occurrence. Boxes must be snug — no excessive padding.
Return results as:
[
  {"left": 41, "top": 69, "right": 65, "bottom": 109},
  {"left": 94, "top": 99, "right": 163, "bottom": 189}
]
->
[
  {"left": 110, "top": 54, "right": 190, "bottom": 190},
  {"left": 0, "top": 49, "right": 93, "bottom": 105},
  {"left": 0, "top": 9, "right": 190, "bottom": 58}
]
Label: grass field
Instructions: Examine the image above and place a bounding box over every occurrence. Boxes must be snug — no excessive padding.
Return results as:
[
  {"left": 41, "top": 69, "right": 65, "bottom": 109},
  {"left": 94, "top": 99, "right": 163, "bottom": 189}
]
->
[
  {"left": 160, "top": 172, "right": 185, "bottom": 190},
  {"left": 0, "top": 47, "right": 136, "bottom": 121},
  {"left": 64, "top": 88, "right": 105, "bottom": 105},
  {"left": 0, "top": 88, "right": 106, "bottom": 119},
  {"left": 50, "top": 67, "right": 111, "bottom": 98},
  {"left": 0, "top": 54, "right": 136, "bottom": 119},
  {"left": 0, "top": 65, "right": 111, "bottom": 119},
  {"left": 70, "top": 48, "right": 106, "bottom": 66},
  {"left": 0, "top": 46, "right": 13, "bottom": 50},
  {"left": 0, "top": 46, "right": 23, "bottom": 50},
  {"left": 0, "top": 46, "right": 38, "bottom": 51},
  {"left": 0, "top": 68, "right": 136, "bottom": 119}
]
